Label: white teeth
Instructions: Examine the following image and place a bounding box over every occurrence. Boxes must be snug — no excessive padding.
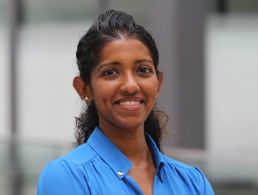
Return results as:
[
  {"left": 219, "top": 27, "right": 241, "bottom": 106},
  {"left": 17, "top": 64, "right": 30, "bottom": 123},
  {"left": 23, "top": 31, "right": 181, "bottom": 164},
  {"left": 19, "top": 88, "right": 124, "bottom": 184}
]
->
[{"left": 120, "top": 101, "right": 140, "bottom": 105}]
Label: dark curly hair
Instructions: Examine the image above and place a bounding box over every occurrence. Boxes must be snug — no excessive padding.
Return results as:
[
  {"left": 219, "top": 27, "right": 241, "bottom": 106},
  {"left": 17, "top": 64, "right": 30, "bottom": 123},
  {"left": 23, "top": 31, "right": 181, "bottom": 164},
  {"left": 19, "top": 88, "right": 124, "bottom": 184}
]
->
[{"left": 75, "top": 9, "right": 167, "bottom": 149}]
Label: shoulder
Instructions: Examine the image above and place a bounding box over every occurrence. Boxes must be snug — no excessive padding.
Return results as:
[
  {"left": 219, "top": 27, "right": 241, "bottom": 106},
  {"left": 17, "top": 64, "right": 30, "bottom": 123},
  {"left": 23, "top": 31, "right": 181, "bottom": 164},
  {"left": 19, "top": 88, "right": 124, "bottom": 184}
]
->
[
  {"left": 162, "top": 154, "right": 215, "bottom": 194},
  {"left": 60, "top": 143, "right": 97, "bottom": 165},
  {"left": 162, "top": 154, "right": 203, "bottom": 179},
  {"left": 162, "top": 154, "right": 193, "bottom": 169},
  {"left": 37, "top": 144, "right": 96, "bottom": 195}
]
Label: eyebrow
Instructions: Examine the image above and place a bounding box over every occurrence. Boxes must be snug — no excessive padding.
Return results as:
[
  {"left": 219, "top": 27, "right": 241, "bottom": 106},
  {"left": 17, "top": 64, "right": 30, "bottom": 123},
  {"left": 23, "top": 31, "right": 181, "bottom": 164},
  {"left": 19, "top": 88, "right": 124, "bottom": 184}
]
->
[
  {"left": 135, "top": 59, "right": 154, "bottom": 64},
  {"left": 96, "top": 61, "right": 121, "bottom": 72}
]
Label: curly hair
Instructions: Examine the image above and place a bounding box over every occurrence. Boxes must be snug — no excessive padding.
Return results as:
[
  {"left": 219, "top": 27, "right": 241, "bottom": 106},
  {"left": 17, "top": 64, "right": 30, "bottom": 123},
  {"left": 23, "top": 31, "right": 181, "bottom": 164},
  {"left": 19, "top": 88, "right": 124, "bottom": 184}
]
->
[{"left": 75, "top": 9, "right": 167, "bottom": 149}]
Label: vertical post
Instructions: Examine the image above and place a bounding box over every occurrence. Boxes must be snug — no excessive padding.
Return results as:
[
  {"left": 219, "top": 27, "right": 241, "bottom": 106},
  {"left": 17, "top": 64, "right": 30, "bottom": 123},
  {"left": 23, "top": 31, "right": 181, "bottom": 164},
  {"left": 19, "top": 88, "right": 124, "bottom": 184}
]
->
[
  {"left": 149, "top": 0, "right": 179, "bottom": 147},
  {"left": 8, "top": 0, "right": 23, "bottom": 194},
  {"left": 177, "top": 0, "right": 207, "bottom": 149},
  {"left": 150, "top": 0, "right": 207, "bottom": 149}
]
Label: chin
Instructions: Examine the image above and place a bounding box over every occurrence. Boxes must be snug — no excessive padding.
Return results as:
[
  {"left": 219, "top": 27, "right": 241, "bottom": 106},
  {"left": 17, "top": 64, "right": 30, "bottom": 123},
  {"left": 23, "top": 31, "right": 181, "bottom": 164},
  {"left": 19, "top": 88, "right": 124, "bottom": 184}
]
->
[
  {"left": 115, "top": 119, "right": 145, "bottom": 131},
  {"left": 99, "top": 114, "right": 147, "bottom": 132}
]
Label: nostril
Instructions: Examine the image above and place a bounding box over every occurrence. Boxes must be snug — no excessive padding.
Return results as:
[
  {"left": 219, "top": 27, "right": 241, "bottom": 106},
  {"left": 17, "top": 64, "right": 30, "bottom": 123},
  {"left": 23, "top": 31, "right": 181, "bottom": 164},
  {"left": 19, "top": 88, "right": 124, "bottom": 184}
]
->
[{"left": 120, "top": 82, "right": 140, "bottom": 95}]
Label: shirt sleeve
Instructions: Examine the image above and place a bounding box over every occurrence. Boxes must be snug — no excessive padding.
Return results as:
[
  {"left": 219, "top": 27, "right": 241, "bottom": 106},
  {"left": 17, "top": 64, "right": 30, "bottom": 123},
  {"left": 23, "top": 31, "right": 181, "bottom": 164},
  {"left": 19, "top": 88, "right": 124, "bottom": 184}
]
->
[
  {"left": 189, "top": 167, "right": 215, "bottom": 195},
  {"left": 37, "top": 159, "right": 90, "bottom": 195}
]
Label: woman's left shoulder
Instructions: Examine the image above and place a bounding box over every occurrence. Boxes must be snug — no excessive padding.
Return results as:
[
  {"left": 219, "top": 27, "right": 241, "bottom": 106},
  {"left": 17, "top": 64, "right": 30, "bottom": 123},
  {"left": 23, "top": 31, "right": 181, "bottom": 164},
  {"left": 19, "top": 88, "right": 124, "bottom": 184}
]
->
[
  {"left": 161, "top": 154, "right": 215, "bottom": 194},
  {"left": 162, "top": 154, "right": 202, "bottom": 173}
]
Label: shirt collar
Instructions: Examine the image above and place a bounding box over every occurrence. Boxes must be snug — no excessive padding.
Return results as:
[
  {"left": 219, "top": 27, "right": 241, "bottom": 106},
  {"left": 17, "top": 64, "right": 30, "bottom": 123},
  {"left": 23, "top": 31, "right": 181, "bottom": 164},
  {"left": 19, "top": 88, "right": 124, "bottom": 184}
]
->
[
  {"left": 87, "top": 127, "right": 165, "bottom": 180},
  {"left": 145, "top": 133, "right": 165, "bottom": 181},
  {"left": 145, "top": 134, "right": 165, "bottom": 167},
  {"left": 87, "top": 127, "right": 132, "bottom": 179}
]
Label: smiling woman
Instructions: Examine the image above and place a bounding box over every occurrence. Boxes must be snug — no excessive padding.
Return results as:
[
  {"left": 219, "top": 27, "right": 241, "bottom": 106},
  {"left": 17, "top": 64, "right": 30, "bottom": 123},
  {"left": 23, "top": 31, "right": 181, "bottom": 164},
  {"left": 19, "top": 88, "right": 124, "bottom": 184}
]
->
[{"left": 37, "top": 9, "right": 214, "bottom": 195}]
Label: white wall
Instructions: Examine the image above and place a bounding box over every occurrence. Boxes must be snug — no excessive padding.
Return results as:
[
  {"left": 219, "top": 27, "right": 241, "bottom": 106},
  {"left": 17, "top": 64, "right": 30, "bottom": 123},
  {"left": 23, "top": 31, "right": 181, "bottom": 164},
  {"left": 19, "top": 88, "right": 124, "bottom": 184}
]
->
[
  {"left": 206, "top": 15, "right": 258, "bottom": 155},
  {"left": 17, "top": 22, "right": 92, "bottom": 143}
]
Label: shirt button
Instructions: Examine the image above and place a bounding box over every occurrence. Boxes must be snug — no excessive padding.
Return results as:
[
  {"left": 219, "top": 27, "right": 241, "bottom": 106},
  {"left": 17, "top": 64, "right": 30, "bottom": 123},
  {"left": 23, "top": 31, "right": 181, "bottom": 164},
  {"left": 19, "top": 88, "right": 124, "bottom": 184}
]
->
[{"left": 117, "top": 171, "right": 124, "bottom": 176}]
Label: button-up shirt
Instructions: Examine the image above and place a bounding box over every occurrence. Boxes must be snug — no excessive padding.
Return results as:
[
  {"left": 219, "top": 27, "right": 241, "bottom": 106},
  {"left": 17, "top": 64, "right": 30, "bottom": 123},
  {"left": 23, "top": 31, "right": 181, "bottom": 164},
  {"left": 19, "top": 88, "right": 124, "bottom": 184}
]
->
[{"left": 37, "top": 127, "right": 214, "bottom": 195}]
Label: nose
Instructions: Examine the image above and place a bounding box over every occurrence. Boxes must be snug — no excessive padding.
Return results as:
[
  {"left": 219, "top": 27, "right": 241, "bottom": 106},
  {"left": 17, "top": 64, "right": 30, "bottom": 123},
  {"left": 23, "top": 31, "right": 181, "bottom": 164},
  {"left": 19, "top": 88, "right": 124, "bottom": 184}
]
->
[{"left": 120, "top": 72, "right": 140, "bottom": 95}]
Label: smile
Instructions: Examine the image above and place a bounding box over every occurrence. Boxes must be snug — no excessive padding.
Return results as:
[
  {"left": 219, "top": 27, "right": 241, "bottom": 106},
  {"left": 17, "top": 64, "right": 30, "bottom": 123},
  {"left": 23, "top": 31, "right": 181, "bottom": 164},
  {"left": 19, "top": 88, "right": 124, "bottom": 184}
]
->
[
  {"left": 119, "top": 101, "right": 141, "bottom": 105},
  {"left": 114, "top": 98, "right": 144, "bottom": 111},
  {"left": 114, "top": 97, "right": 145, "bottom": 105}
]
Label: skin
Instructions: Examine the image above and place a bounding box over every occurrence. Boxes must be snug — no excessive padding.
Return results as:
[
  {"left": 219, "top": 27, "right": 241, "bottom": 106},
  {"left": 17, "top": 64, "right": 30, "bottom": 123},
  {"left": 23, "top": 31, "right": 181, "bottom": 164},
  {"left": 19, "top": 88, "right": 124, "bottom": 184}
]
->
[{"left": 73, "top": 38, "right": 163, "bottom": 195}]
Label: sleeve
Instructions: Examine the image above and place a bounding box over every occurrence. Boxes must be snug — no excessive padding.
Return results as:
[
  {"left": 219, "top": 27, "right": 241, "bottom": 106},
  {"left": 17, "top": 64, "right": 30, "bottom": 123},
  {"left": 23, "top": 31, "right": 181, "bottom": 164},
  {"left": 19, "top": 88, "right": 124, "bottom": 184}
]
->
[
  {"left": 189, "top": 167, "right": 215, "bottom": 195},
  {"left": 37, "top": 159, "right": 90, "bottom": 195}
]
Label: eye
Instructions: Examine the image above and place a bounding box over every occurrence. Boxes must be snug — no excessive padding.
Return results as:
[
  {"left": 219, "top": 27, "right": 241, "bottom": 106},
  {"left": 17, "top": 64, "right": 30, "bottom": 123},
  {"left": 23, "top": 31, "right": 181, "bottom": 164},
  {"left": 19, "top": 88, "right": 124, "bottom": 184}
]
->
[
  {"left": 102, "top": 68, "right": 119, "bottom": 77},
  {"left": 137, "top": 66, "right": 153, "bottom": 75}
]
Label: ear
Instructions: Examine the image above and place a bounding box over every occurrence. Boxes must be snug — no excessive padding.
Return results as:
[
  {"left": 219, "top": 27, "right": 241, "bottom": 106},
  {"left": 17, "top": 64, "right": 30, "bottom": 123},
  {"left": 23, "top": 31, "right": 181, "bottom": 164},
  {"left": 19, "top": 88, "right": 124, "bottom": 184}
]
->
[
  {"left": 73, "top": 76, "right": 92, "bottom": 100},
  {"left": 156, "top": 71, "right": 163, "bottom": 97}
]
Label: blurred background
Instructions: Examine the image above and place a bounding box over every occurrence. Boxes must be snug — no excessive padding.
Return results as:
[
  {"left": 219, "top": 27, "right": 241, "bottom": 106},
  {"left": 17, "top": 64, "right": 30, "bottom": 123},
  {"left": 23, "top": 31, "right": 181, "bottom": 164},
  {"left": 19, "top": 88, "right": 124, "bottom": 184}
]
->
[{"left": 0, "top": 0, "right": 258, "bottom": 194}]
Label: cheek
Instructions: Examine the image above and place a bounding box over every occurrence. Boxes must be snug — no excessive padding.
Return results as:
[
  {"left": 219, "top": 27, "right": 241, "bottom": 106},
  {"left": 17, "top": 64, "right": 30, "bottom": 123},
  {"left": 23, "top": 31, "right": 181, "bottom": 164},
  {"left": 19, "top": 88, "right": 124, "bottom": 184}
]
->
[
  {"left": 145, "top": 80, "right": 159, "bottom": 98},
  {"left": 93, "top": 90, "right": 109, "bottom": 104},
  {"left": 91, "top": 82, "right": 114, "bottom": 104}
]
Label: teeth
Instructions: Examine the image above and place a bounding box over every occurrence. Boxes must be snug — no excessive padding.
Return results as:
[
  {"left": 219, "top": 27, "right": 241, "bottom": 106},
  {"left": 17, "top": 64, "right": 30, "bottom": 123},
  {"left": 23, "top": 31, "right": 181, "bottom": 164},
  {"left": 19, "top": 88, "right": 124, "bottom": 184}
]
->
[{"left": 120, "top": 101, "right": 140, "bottom": 105}]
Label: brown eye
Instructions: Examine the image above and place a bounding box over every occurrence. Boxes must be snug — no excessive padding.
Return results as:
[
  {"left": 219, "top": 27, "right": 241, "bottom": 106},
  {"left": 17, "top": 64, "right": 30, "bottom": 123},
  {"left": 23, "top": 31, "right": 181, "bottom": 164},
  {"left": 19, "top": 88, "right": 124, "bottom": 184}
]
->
[
  {"left": 137, "top": 66, "right": 153, "bottom": 74},
  {"left": 102, "top": 69, "right": 119, "bottom": 77}
]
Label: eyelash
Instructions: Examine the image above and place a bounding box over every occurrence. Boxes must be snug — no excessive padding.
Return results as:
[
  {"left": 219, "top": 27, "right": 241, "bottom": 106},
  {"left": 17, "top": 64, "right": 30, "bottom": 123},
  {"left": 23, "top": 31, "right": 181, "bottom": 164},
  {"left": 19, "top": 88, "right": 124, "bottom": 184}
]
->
[
  {"left": 101, "top": 66, "right": 154, "bottom": 78},
  {"left": 137, "top": 66, "right": 153, "bottom": 74},
  {"left": 102, "top": 69, "right": 119, "bottom": 77}
]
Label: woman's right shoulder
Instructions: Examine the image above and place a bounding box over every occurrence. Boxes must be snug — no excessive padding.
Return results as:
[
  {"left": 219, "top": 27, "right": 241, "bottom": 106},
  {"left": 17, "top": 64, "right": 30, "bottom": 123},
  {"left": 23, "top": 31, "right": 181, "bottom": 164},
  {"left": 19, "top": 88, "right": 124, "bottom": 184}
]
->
[
  {"left": 61, "top": 142, "right": 97, "bottom": 165},
  {"left": 37, "top": 143, "right": 97, "bottom": 195}
]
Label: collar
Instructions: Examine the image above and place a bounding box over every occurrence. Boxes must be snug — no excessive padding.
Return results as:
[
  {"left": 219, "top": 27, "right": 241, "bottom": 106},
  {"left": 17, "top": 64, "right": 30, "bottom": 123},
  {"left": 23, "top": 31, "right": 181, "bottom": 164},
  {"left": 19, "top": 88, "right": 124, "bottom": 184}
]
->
[
  {"left": 87, "top": 127, "right": 165, "bottom": 181},
  {"left": 87, "top": 127, "right": 132, "bottom": 179},
  {"left": 145, "top": 133, "right": 165, "bottom": 181}
]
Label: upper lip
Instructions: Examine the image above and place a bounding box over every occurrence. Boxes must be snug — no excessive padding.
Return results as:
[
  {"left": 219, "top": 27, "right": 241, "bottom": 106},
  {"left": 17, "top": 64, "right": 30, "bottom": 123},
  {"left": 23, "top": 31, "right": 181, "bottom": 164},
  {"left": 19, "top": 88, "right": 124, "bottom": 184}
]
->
[{"left": 114, "top": 97, "right": 145, "bottom": 104}]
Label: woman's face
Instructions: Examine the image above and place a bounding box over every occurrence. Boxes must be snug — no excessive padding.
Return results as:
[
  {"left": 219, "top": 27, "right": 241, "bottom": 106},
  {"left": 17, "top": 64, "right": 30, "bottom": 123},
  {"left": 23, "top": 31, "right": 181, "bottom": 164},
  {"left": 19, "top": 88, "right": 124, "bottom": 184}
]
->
[{"left": 87, "top": 38, "right": 162, "bottom": 133}]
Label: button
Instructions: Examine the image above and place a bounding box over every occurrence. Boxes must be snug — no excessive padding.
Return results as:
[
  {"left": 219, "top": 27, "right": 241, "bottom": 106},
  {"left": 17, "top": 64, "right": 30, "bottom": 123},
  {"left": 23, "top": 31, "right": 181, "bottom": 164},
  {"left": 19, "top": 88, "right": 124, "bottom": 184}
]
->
[{"left": 117, "top": 171, "right": 124, "bottom": 176}]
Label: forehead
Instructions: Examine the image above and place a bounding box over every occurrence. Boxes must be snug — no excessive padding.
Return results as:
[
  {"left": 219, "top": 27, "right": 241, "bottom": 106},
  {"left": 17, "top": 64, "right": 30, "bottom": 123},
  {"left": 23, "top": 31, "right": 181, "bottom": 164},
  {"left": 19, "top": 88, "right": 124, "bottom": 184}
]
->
[{"left": 99, "top": 38, "right": 152, "bottom": 61}]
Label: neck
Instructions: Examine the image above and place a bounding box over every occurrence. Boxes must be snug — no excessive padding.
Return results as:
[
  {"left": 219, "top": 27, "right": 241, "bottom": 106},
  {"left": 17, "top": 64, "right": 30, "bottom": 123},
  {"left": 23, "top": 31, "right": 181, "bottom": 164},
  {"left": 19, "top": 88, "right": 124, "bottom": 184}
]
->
[{"left": 99, "top": 125, "right": 152, "bottom": 164}]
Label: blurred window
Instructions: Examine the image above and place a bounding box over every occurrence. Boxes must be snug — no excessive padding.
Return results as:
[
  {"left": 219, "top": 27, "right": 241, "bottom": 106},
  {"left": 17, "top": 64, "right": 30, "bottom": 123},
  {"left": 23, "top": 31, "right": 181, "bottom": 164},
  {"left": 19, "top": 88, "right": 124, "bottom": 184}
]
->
[
  {"left": 24, "top": 0, "right": 97, "bottom": 23},
  {"left": 209, "top": 0, "right": 258, "bottom": 13}
]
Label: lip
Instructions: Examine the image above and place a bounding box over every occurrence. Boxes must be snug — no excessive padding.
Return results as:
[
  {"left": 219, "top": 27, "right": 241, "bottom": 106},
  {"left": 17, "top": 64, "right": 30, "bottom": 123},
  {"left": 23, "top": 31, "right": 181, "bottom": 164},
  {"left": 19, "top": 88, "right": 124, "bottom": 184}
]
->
[
  {"left": 114, "top": 97, "right": 145, "bottom": 104},
  {"left": 114, "top": 97, "right": 144, "bottom": 111}
]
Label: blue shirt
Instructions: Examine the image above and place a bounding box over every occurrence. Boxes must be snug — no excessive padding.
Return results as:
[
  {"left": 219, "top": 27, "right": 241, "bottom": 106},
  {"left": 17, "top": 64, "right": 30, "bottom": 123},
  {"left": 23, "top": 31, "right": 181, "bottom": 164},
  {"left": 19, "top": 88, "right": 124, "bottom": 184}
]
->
[{"left": 37, "top": 127, "right": 214, "bottom": 195}]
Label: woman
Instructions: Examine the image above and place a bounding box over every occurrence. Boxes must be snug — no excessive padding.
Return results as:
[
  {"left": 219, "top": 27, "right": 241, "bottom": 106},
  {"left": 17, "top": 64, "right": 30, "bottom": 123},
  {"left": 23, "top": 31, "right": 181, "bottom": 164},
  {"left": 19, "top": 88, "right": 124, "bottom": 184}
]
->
[{"left": 37, "top": 9, "right": 214, "bottom": 195}]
